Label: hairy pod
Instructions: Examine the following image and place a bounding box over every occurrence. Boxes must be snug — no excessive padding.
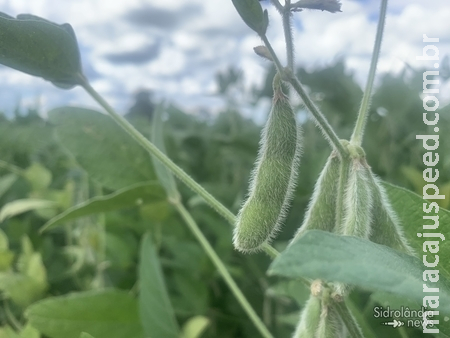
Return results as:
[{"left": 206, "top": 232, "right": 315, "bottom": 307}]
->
[
  {"left": 336, "top": 158, "right": 373, "bottom": 239},
  {"left": 315, "top": 303, "right": 346, "bottom": 338},
  {"left": 292, "top": 295, "right": 321, "bottom": 338},
  {"left": 291, "top": 152, "right": 340, "bottom": 243},
  {"left": 367, "top": 172, "right": 415, "bottom": 255},
  {"left": 233, "top": 81, "right": 302, "bottom": 252}
]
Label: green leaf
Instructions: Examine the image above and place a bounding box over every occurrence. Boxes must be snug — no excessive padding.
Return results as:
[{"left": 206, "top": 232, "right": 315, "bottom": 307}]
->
[
  {"left": 19, "top": 324, "right": 40, "bottom": 338},
  {"left": 41, "top": 182, "right": 165, "bottom": 232},
  {"left": 268, "top": 230, "right": 450, "bottom": 315},
  {"left": 79, "top": 333, "right": 95, "bottom": 338},
  {"left": 231, "top": 0, "right": 267, "bottom": 35},
  {"left": 383, "top": 182, "right": 450, "bottom": 281},
  {"left": 49, "top": 107, "right": 156, "bottom": 190},
  {"left": 0, "top": 273, "right": 47, "bottom": 307},
  {"left": 0, "top": 174, "right": 17, "bottom": 198},
  {"left": 0, "top": 13, "right": 82, "bottom": 88},
  {"left": 25, "top": 289, "right": 144, "bottom": 338},
  {"left": 24, "top": 163, "right": 52, "bottom": 191},
  {"left": 181, "top": 316, "right": 210, "bottom": 338},
  {"left": 139, "top": 233, "right": 179, "bottom": 338},
  {"left": 151, "top": 104, "right": 180, "bottom": 201},
  {"left": 0, "top": 199, "right": 58, "bottom": 222}
]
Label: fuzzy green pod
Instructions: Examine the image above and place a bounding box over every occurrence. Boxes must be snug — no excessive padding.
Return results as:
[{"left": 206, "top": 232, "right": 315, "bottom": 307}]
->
[
  {"left": 315, "top": 303, "right": 346, "bottom": 338},
  {"left": 336, "top": 158, "right": 373, "bottom": 239},
  {"left": 367, "top": 172, "right": 415, "bottom": 255},
  {"left": 291, "top": 152, "right": 340, "bottom": 243},
  {"left": 233, "top": 78, "right": 302, "bottom": 252},
  {"left": 292, "top": 295, "right": 321, "bottom": 338}
]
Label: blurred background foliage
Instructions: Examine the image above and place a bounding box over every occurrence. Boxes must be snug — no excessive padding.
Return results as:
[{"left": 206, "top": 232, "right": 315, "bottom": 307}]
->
[{"left": 0, "top": 60, "right": 448, "bottom": 338}]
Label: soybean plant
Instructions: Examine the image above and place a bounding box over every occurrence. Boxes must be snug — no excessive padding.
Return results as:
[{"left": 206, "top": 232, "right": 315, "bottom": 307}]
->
[{"left": 0, "top": 0, "right": 438, "bottom": 337}]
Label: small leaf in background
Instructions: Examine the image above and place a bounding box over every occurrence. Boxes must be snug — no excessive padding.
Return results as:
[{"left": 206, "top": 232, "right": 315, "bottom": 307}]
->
[
  {"left": 383, "top": 182, "right": 450, "bottom": 281},
  {"left": 0, "top": 13, "right": 83, "bottom": 88},
  {"left": 0, "top": 229, "right": 14, "bottom": 271},
  {"left": 25, "top": 289, "right": 144, "bottom": 338},
  {"left": 0, "top": 199, "right": 58, "bottom": 222},
  {"left": 268, "top": 230, "right": 450, "bottom": 315},
  {"left": 151, "top": 104, "right": 180, "bottom": 202},
  {"left": 231, "top": 0, "right": 267, "bottom": 35},
  {"left": 49, "top": 107, "right": 156, "bottom": 191},
  {"left": 181, "top": 316, "right": 210, "bottom": 338},
  {"left": 41, "top": 182, "right": 165, "bottom": 232},
  {"left": 0, "top": 174, "right": 18, "bottom": 199},
  {"left": 139, "top": 233, "right": 180, "bottom": 338},
  {"left": 24, "top": 162, "right": 52, "bottom": 191}
]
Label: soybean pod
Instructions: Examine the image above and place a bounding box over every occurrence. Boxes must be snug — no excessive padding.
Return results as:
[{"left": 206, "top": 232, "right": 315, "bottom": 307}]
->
[{"left": 233, "top": 73, "right": 302, "bottom": 252}]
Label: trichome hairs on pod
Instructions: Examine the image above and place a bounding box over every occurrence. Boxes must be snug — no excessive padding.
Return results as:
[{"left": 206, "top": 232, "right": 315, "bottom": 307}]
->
[
  {"left": 290, "top": 151, "right": 340, "bottom": 243},
  {"left": 233, "top": 74, "right": 302, "bottom": 252},
  {"left": 367, "top": 172, "right": 415, "bottom": 255},
  {"left": 336, "top": 158, "right": 373, "bottom": 239}
]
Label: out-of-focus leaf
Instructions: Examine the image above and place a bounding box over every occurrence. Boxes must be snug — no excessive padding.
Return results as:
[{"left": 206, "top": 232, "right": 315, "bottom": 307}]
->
[
  {"left": 49, "top": 107, "right": 156, "bottom": 190},
  {"left": 41, "top": 182, "right": 165, "bottom": 232},
  {"left": 139, "top": 233, "right": 179, "bottom": 338},
  {"left": 19, "top": 324, "right": 40, "bottom": 338},
  {"left": 0, "top": 174, "right": 17, "bottom": 198},
  {"left": 0, "top": 199, "right": 58, "bottom": 222},
  {"left": 0, "top": 12, "right": 83, "bottom": 88},
  {"left": 25, "top": 290, "right": 144, "bottom": 338},
  {"left": 24, "top": 163, "right": 52, "bottom": 191},
  {"left": 181, "top": 316, "right": 210, "bottom": 338},
  {"left": 79, "top": 333, "right": 95, "bottom": 338},
  {"left": 269, "top": 230, "right": 450, "bottom": 315}
]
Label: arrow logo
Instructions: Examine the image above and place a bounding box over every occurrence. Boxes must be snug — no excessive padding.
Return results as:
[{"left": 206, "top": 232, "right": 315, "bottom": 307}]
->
[{"left": 382, "top": 319, "right": 405, "bottom": 328}]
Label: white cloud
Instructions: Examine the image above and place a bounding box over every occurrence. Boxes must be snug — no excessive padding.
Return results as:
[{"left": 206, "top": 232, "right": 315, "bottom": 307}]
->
[{"left": 0, "top": 0, "right": 448, "bottom": 117}]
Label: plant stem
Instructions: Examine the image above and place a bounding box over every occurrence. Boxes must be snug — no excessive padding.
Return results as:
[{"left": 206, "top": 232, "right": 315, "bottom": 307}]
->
[
  {"left": 0, "top": 160, "right": 24, "bottom": 176},
  {"left": 282, "top": 1, "right": 294, "bottom": 71},
  {"left": 270, "top": 0, "right": 283, "bottom": 13},
  {"left": 286, "top": 73, "right": 347, "bottom": 157},
  {"left": 174, "top": 201, "right": 274, "bottom": 338},
  {"left": 335, "top": 301, "right": 364, "bottom": 338},
  {"left": 260, "top": 36, "right": 346, "bottom": 157},
  {"left": 350, "top": 0, "right": 388, "bottom": 146},
  {"left": 80, "top": 76, "right": 280, "bottom": 258},
  {"left": 80, "top": 77, "right": 235, "bottom": 224}
]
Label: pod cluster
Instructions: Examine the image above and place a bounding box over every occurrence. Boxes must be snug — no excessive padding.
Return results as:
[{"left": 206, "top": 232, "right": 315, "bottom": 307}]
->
[
  {"left": 293, "top": 284, "right": 348, "bottom": 338},
  {"left": 291, "top": 141, "right": 414, "bottom": 296},
  {"left": 233, "top": 74, "right": 302, "bottom": 253}
]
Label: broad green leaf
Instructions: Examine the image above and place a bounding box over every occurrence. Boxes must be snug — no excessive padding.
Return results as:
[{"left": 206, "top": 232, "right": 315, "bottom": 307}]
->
[
  {"left": 0, "top": 326, "right": 20, "bottom": 338},
  {"left": 139, "top": 233, "right": 179, "bottom": 338},
  {"left": 383, "top": 182, "right": 450, "bottom": 281},
  {"left": 0, "top": 173, "right": 17, "bottom": 198},
  {"left": 181, "top": 316, "right": 210, "bottom": 338},
  {"left": 41, "top": 182, "right": 165, "bottom": 232},
  {"left": 0, "top": 13, "right": 82, "bottom": 88},
  {"left": 0, "top": 273, "right": 47, "bottom": 307},
  {"left": 79, "top": 333, "right": 95, "bottom": 338},
  {"left": 0, "top": 199, "right": 58, "bottom": 222},
  {"left": 49, "top": 107, "right": 156, "bottom": 191},
  {"left": 151, "top": 104, "right": 180, "bottom": 201},
  {"left": 231, "top": 0, "right": 267, "bottom": 35},
  {"left": 24, "top": 162, "right": 52, "bottom": 191},
  {"left": 268, "top": 230, "right": 450, "bottom": 315},
  {"left": 25, "top": 289, "right": 144, "bottom": 338}
]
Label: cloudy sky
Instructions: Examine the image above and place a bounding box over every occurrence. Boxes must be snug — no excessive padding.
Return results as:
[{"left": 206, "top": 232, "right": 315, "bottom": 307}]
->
[{"left": 0, "top": 0, "right": 448, "bottom": 118}]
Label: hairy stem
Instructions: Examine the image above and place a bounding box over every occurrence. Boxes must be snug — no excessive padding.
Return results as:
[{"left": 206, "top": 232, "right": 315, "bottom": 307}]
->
[
  {"left": 174, "top": 201, "right": 274, "bottom": 338},
  {"left": 335, "top": 154, "right": 350, "bottom": 230},
  {"left": 270, "top": 0, "right": 284, "bottom": 13},
  {"left": 282, "top": 0, "right": 294, "bottom": 71},
  {"left": 350, "top": 0, "right": 388, "bottom": 146}
]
